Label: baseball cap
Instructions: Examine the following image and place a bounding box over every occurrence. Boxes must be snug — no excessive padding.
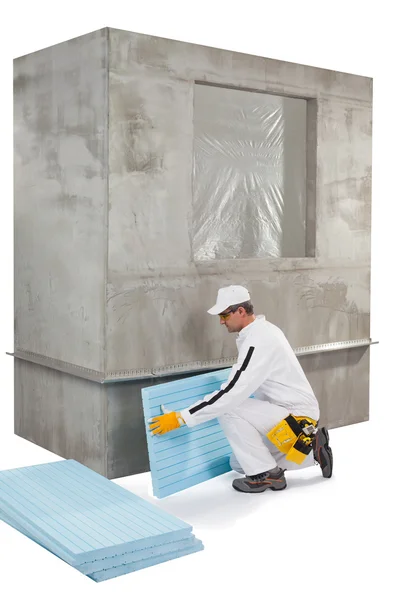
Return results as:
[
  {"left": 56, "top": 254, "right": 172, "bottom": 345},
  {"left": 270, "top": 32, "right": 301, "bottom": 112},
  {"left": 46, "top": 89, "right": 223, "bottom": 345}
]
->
[{"left": 207, "top": 285, "right": 251, "bottom": 315}]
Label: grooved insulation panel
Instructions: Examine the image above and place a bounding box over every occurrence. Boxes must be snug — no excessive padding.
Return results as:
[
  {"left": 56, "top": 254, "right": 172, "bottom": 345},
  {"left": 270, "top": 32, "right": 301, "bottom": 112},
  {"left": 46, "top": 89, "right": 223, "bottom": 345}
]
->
[
  {"left": 142, "top": 368, "right": 233, "bottom": 498},
  {"left": 0, "top": 460, "right": 203, "bottom": 581}
]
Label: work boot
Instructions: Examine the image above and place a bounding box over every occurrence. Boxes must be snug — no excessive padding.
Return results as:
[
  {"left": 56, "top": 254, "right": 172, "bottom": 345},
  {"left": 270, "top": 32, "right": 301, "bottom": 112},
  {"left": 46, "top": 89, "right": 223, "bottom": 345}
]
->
[
  {"left": 232, "top": 467, "right": 287, "bottom": 493},
  {"left": 313, "top": 427, "right": 333, "bottom": 478}
]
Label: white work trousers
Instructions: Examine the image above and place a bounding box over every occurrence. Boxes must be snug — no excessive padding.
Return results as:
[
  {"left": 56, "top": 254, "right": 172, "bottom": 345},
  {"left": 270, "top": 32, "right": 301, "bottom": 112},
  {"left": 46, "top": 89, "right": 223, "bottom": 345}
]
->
[{"left": 218, "top": 397, "right": 317, "bottom": 476}]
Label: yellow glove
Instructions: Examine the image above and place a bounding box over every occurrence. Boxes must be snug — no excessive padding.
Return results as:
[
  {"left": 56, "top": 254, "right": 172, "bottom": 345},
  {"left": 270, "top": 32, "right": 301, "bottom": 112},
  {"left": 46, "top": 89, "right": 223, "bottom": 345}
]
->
[{"left": 148, "top": 405, "right": 186, "bottom": 436}]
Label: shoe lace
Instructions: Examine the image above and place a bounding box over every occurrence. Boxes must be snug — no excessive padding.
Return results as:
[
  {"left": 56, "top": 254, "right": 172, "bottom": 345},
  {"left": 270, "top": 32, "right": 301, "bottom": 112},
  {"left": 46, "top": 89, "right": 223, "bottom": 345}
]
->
[{"left": 249, "top": 471, "right": 269, "bottom": 481}]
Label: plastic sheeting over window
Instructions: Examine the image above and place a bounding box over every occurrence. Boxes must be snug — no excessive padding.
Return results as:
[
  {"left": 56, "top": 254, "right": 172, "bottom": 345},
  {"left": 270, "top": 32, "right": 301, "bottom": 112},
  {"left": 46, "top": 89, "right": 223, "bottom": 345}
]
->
[{"left": 192, "top": 84, "right": 307, "bottom": 261}]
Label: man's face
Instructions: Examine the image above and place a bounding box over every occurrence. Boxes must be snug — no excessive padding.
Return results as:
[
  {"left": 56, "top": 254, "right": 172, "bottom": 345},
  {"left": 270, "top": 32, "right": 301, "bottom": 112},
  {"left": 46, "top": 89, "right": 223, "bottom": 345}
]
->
[{"left": 219, "top": 307, "right": 247, "bottom": 333}]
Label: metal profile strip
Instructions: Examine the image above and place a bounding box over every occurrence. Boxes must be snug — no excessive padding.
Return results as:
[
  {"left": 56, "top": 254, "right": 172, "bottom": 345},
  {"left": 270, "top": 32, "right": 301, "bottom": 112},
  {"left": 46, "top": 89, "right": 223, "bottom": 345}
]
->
[
  {"left": 7, "top": 350, "right": 105, "bottom": 383},
  {"left": 294, "top": 338, "right": 378, "bottom": 356},
  {"left": 7, "top": 338, "right": 378, "bottom": 384}
]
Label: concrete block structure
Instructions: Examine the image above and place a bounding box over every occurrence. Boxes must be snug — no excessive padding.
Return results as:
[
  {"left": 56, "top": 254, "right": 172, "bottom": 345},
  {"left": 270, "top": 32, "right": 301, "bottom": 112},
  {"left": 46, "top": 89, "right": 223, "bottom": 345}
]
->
[{"left": 12, "top": 28, "right": 373, "bottom": 478}]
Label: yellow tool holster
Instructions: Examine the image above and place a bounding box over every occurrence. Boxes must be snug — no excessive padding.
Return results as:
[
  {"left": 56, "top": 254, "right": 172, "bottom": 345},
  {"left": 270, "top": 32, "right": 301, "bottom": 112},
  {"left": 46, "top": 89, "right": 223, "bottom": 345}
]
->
[{"left": 266, "top": 414, "right": 318, "bottom": 465}]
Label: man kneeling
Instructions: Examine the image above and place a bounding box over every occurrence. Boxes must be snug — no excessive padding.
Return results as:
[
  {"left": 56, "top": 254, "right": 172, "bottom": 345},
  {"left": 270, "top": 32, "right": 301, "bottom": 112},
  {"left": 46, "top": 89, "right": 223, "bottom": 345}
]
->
[{"left": 149, "top": 285, "right": 333, "bottom": 493}]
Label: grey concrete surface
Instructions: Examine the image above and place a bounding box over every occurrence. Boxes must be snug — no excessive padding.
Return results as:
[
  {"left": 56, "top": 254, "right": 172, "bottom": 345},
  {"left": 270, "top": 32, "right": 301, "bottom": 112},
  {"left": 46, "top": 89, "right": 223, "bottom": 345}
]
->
[
  {"left": 300, "top": 347, "right": 370, "bottom": 428},
  {"left": 13, "top": 27, "right": 373, "bottom": 477},
  {"left": 106, "top": 27, "right": 372, "bottom": 375},
  {"left": 14, "top": 359, "right": 107, "bottom": 475},
  {"left": 14, "top": 28, "right": 108, "bottom": 372},
  {"left": 105, "top": 266, "right": 370, "bottom": 373}
]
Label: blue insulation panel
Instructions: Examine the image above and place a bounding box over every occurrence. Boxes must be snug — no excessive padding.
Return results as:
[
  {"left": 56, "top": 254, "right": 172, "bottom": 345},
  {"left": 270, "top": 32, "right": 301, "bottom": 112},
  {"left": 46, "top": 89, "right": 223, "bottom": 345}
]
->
[
  {"left": 80, "top": 536, "right": 199, "bottom": 575},
  {"left": 0, "top": 507, "right": 201, "bottom": 575},
  {"left": 1, "top": 508, "right": 203, "bottom": 581},
  {"left": 88, "top": 540, "right": 204, "bottom": 582},
  {"left": 142, "top": 368, "right": 233, "bottom": 498},
  {"left": 0, "top": 460, "right": 204, "bottom": 580}
]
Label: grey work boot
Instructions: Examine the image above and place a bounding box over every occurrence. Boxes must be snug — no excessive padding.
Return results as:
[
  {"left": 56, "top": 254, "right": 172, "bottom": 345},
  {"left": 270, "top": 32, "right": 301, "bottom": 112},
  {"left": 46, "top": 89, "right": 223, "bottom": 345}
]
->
[
  {"left": 232, "top": 467, "right": 287, "bottom": 493},
  {"left": 313, "top": 427, "right": 333, "bottom": 478}
]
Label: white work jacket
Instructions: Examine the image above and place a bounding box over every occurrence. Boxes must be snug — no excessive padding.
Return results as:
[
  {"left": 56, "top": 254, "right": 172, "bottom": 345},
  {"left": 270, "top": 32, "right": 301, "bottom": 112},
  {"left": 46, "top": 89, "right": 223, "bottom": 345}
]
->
[{"left": 180, "top": 315, "right": 320, "bottom": 427}]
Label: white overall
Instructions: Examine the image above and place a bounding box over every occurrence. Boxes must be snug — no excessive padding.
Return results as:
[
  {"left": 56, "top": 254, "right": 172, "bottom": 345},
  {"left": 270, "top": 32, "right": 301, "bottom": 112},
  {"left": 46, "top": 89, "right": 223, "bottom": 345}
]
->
[{"left": 181, "top": 316, "right": 320, "bottom": 476}]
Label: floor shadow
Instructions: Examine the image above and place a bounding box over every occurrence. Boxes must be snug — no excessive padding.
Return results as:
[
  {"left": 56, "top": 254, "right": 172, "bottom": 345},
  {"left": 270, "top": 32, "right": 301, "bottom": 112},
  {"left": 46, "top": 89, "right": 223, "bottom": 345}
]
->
[{"left": 120, "top": 469, "right": 327, "bottom": 529}]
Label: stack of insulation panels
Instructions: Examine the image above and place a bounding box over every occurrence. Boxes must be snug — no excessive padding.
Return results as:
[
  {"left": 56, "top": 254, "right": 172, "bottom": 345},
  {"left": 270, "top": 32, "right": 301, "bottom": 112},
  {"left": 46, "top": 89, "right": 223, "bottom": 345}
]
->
[{"left": 0, "top": 459, "right": 203, "bottom": 582}]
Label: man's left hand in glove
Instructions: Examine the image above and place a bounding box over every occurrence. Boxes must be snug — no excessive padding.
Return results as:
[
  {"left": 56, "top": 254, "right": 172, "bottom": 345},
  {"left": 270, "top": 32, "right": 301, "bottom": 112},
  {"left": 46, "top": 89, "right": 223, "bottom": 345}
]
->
[{"left": 148, "top": 404, "right": 186, "bottom": 435}]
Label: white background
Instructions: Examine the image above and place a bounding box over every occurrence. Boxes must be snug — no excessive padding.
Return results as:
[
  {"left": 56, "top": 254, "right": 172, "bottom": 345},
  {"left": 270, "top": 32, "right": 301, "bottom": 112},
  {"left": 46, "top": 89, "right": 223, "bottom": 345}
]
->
[{"left": 0, "top": 1, "right": 399, "bottom": 598}]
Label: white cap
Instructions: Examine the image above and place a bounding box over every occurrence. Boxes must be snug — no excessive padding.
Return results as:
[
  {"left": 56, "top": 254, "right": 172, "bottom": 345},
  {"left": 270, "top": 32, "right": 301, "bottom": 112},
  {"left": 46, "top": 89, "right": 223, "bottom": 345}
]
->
[{"left": 207, "top": 285, "right": 251, "bottom": 315}]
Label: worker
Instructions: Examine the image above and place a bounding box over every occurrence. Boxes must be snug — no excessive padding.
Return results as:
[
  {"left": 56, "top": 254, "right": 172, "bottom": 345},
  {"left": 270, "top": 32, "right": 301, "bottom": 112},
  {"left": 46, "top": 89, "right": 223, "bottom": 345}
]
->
[{"left": 149, "top": 285, "right": 333, "bottom": 493}]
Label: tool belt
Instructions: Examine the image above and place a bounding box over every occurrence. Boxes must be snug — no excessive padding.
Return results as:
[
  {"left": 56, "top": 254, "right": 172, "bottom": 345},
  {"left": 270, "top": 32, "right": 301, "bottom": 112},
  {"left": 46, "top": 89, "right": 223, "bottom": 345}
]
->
[{"left": 266, "top": 415, "right": 318, "bottom": 465}]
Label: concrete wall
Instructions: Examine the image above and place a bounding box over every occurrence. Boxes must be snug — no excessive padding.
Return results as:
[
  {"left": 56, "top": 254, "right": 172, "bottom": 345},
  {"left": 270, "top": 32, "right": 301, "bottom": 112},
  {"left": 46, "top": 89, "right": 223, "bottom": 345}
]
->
[
  {"left": 301, "top": 347, "right": 370, "bottom": 427},
  {"left": 14, "top": 348, "right": 368, "bottom": 479},
  {"left": 14, "top": 360, "right": 107, "bottom": 475},
  {"left": 14, "top": 29, "right": 108, "bottom": 372},
  {"left": 106, "top": 28, "right": 372, "bottom": 376},
  {"left": 14, "top": 26, "right": 372, "bottom": 377},
  {"left": 13, "top": 27, "right": 372, "bottom": 478}
]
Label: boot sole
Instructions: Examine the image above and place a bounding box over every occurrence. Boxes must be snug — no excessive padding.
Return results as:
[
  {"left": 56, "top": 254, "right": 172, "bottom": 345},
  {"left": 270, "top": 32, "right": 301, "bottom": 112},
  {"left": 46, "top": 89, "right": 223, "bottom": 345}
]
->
[{"left": 317, "top": 427, "right": 333, "bottom": 478}]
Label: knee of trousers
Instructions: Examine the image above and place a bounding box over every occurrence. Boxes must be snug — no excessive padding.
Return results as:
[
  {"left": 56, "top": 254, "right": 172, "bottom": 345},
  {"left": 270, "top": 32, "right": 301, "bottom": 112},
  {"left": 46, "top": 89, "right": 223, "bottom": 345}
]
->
[{"left": 218, "top": 410, "right": 240, "bottom": 424}]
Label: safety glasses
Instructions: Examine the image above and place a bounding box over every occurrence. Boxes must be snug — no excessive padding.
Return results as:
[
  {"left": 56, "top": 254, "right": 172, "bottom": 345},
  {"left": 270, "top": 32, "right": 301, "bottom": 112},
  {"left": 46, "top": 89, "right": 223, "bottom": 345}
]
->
[{"left": 219, "top": 309, "right": 235, "bottom": 321}]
